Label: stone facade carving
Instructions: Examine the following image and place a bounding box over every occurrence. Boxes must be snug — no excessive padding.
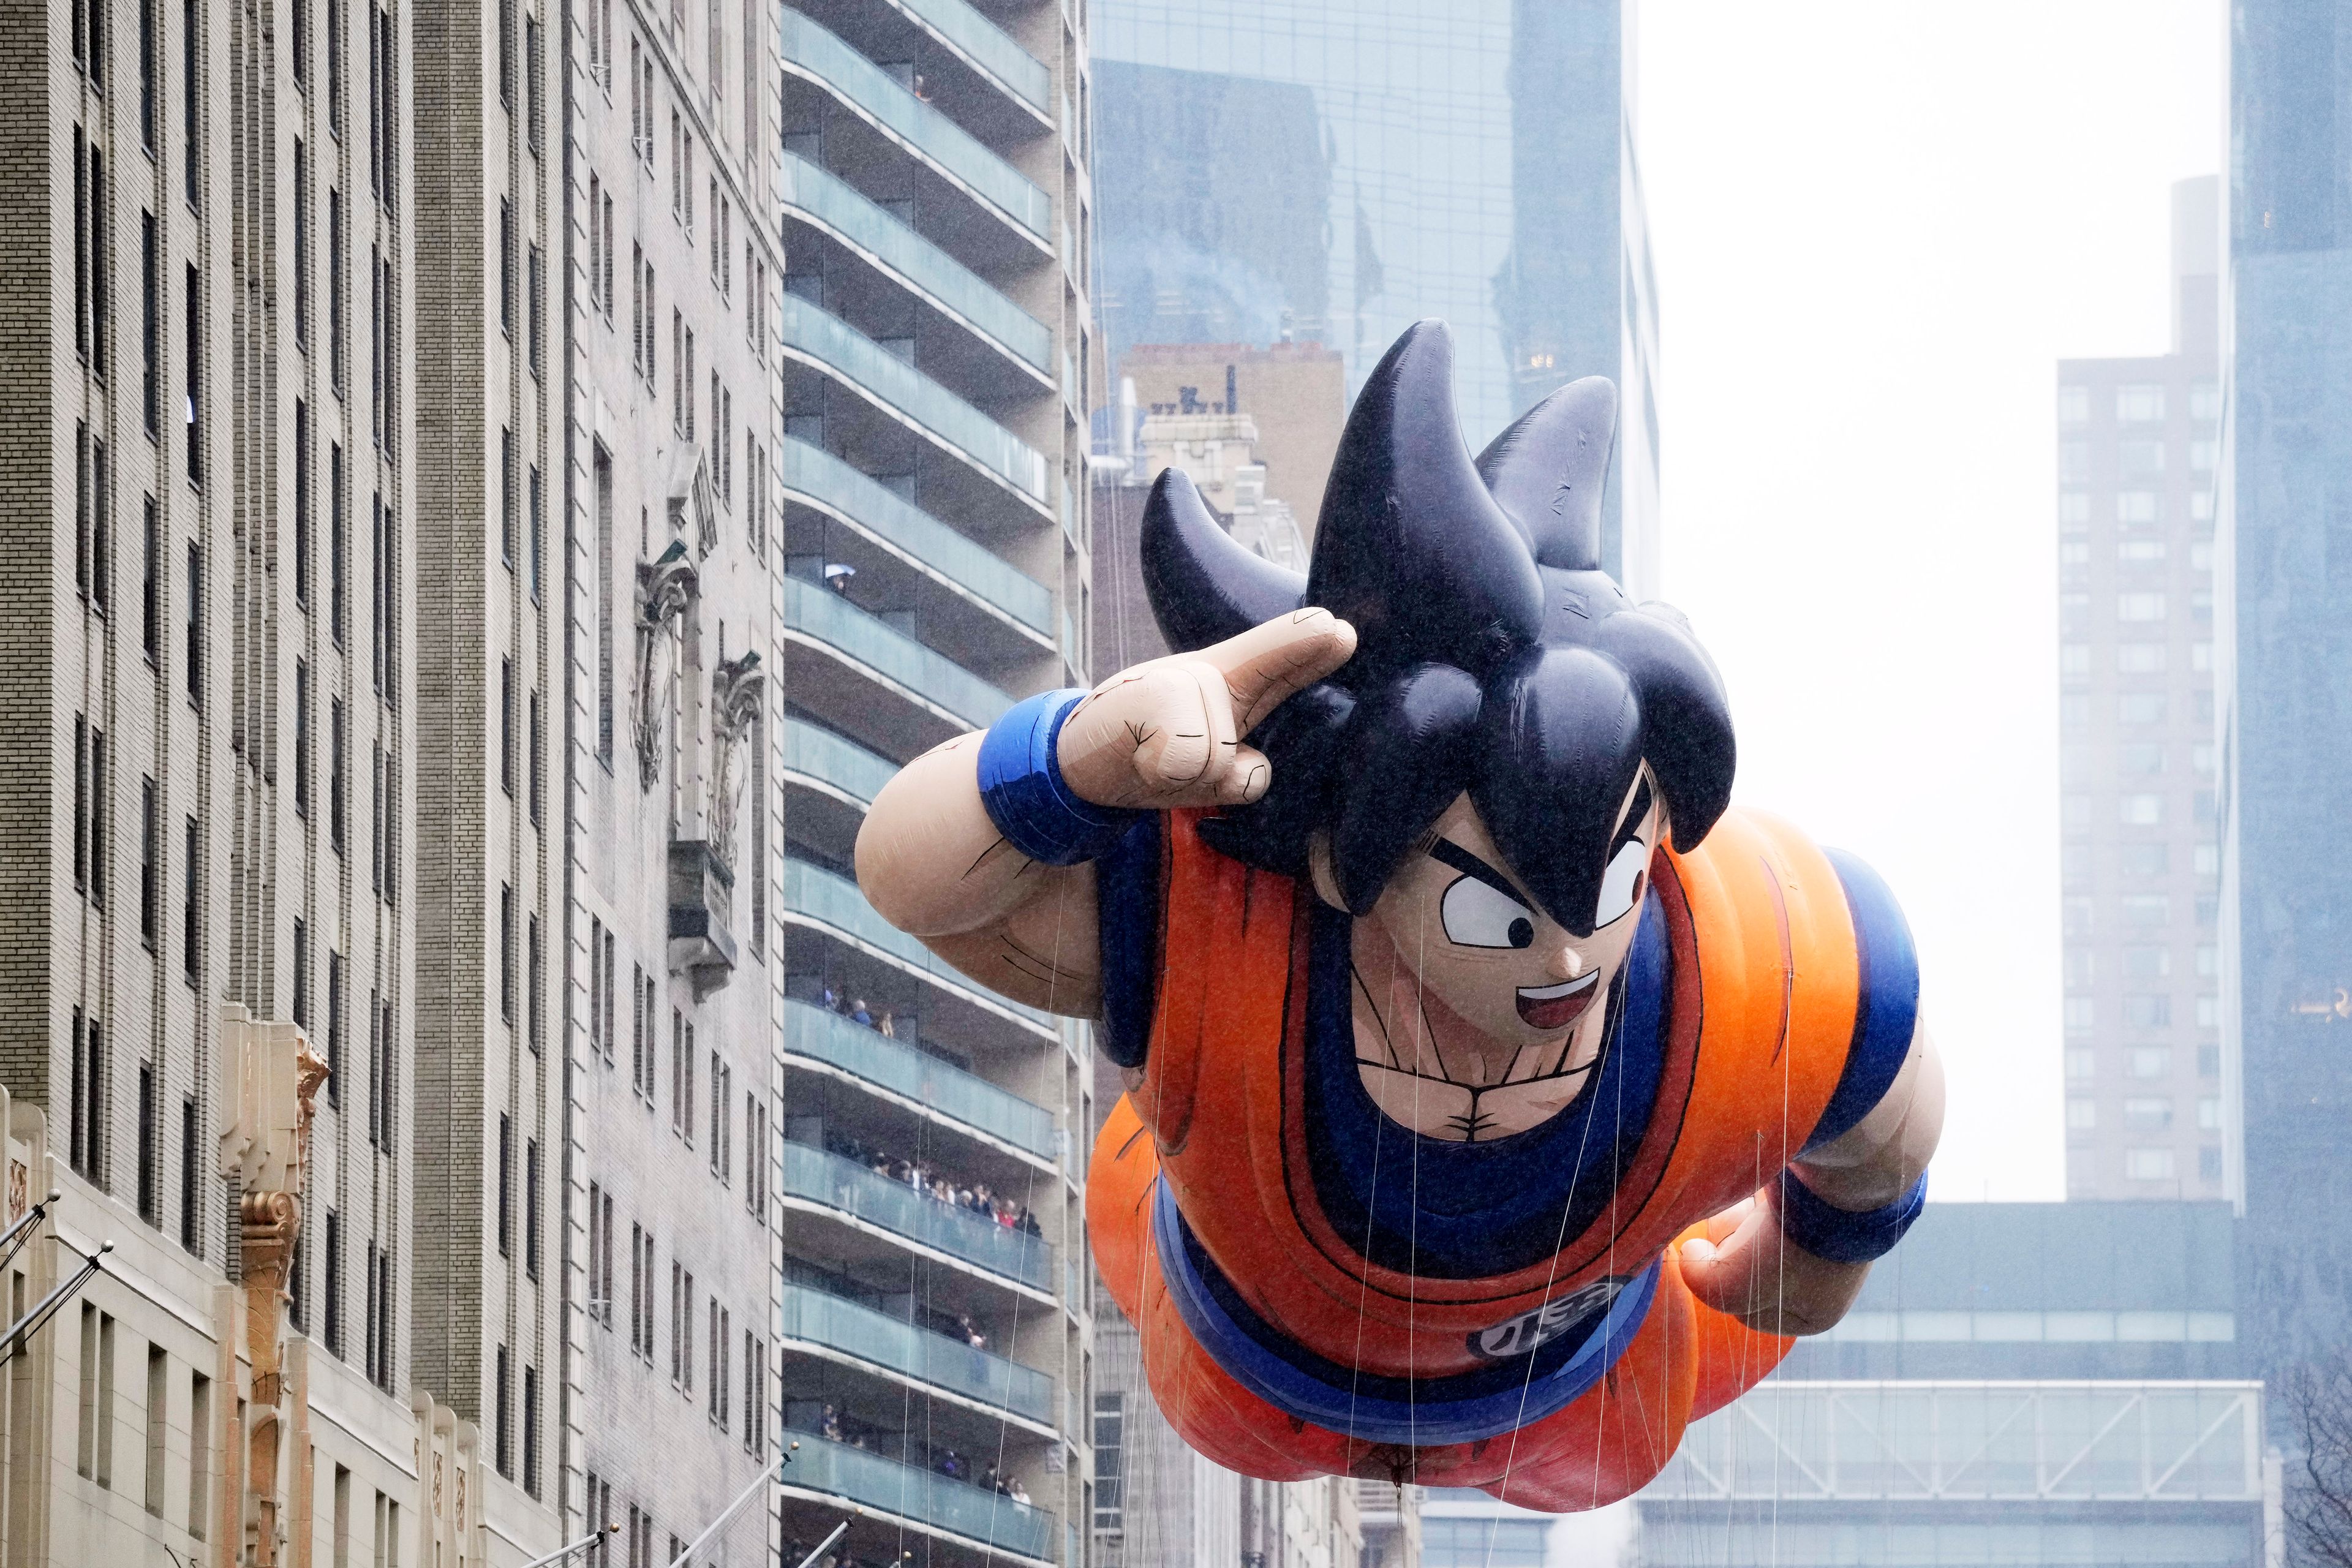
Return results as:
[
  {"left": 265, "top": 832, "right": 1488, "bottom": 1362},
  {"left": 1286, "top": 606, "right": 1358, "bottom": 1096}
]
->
[
  {"left": 635, "top": 540, "right": 701, "bottom": 792},
  {"left": 218, "top": 1005, "right": 330, "bottom": 1568}
]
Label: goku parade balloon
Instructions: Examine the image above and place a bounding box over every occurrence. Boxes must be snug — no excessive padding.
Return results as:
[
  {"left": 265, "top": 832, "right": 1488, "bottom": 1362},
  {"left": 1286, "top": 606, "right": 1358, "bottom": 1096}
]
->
[{"left": 856, "top": 322, "right": 1943, "bottom": 1509}]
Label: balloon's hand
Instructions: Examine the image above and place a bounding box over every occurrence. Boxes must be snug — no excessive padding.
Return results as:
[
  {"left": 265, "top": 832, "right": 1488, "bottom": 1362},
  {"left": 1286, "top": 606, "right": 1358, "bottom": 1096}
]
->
[
  {"left": 1056, "top": 608, "right": 1357, "bottom": 810},
  {"left": 1678, "top": 1193, "right": 1870, "bottom": 1338}
]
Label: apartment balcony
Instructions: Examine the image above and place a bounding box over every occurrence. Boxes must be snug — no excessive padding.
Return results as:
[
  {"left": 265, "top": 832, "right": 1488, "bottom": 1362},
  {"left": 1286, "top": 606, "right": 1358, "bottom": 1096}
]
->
[
  {"left": 781, "top": 294, "right": 1049, "bottom": 514},
  {"left": 780, "top": 437, "right": 1052, "bottom": 646},
  {"left": 780, "top": 1428, "right": 1057, "bottom": 1563},
  {"left": 780, "top": 154, "right": 1051, "bottom": 379},
  {"left": 784, "top": 1000, "right": 1057, "bottom": 1161},
  {"left": 782, "top": 573, "right": 1012, "bottom": 756},
  {"left": 804, "top": 0, "right": 1050, "bottom": 127},
  {"left": 779, "top": 9, "right": 1051, "bottom": 246},
  {"left": 782, "top": 856, "right": 1057, "bottom": 1035},
  {"left": 780, "top": 1283, "right": 1053, "bottom": 1425},
  {"left": 781, "top": 718, "right": 899, "bottom": 812},
  {"left": 782, "top": 1139, "right": 1054, "bottom": 1292}
]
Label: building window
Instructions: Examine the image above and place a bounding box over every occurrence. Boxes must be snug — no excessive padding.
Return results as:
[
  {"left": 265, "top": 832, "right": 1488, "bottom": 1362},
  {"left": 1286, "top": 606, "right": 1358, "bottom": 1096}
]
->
[
  {"left": 2129, "top": 1046, "right": 2173, "bottom": 1080},
  {"left": 291, "top": 917, "right": 309, "bottom": 1027},
  {"left": 69, "top": 1011, "right": 105, "bottom": 1183},
  {"left": 494, "top": 1344, "right": 513, "bottom": 1477},
  {"left": 522, "top": 1363, "right": 540, "bottom": 1496},
  {"left": 2124, "top": 1147, "right": 2176, "bottom": 1182},
  {"left": 330, "top": 442, "right": 347, "bottom": 643},
  {"left": 180, "top": 1098, "right": 200, "bottom": 1252},
  {"left": 137, "top": 1063, "right": 159, "bottom": 1223},
  {"left": 139, "top": 778, "right": 159, "bottom": 948},
  {"left": 329, "top": 698, "right": 347, "bottom": 852},
  {"left": 324, "top": 1210, "right": 344, "bottom": 1355},
  {"left": 500, "top": 884, "right": 515, "bottom": 1023},
  {"left": 524, "top": 1136, "right": 540, "bottom": 1278},
  {"left": 182, "top": 815, "right": 201, "bottom": 982},
  {"left": 293, "top": 659, "right": 312, "bottom": 816},
  {"left": 1093, "top": 1394, "right": 1125, "bottom": 1533}
]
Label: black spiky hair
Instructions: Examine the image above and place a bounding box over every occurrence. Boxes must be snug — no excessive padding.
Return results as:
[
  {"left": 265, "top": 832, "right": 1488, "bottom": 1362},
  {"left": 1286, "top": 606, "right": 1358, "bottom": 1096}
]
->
[{"left": 1139, "top": 320, "right": 1735, "bottom": 938}]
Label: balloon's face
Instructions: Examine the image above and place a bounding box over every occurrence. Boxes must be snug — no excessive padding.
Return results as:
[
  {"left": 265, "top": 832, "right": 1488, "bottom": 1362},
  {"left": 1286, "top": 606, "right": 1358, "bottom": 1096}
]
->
[{"left": 1354, "top": 775, "right": 1660, "bottom": 1137}]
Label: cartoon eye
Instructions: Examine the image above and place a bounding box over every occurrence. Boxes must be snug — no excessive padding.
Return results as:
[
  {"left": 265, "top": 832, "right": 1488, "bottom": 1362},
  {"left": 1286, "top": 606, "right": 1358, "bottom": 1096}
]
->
[
  {"left": 1595, "top": 842, "right": 1649, "bottom": 928},
  {"left": 1441, "top": 876, "right": 1537, "bottom": 949}
]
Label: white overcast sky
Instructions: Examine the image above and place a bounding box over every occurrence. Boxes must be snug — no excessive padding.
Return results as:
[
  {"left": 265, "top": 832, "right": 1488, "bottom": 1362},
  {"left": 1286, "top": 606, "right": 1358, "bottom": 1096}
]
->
[{"left": 1637, "top": 1, "right": 2225, "bottom": 1200}]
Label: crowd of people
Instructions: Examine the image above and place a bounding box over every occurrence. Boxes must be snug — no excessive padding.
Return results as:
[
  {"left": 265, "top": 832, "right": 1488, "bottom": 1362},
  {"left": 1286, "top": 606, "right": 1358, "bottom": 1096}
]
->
[
  {"left": 811, "top": 1406, "right": 1035, "bottom": 1506},
  {"left": 824, "top": 1129, "right": 1045, "bottom": 1238}
]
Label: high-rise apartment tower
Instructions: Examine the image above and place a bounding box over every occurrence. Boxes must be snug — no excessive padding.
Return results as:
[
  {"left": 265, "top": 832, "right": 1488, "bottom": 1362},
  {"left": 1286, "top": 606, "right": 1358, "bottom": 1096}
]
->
[
  {"left": 771, "top": 0, "right": 1100, "bottom": 1566},
  {"left": 2053, "top": 176, "right": 2226, "bottom": 1202}
]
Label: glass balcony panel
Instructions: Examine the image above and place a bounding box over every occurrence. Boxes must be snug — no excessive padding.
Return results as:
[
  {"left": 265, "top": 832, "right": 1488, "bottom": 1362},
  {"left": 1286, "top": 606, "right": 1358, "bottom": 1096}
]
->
[
  {"left": 779, "top": 437, "right": 1051, "bottom": 635},
  {"left": 888, "top": 0, "right": 1049, "bottom": 113},
  {"left": 783, "top": 575, "right": 1014, "bottom": 731},
  {"left": 779, "top": 293, "right": 1048, "bottom": 504},
  {"left": 783, "top": 1139, "right": 1054, "bottom": 1291},
  {"left": 779, "top": 155, "right": 1050, "bottom": 372},
  {"left": 783, "top": 858, "right": 1058, "bottom": 1031},
  {"left": 780, "top": 720, "right": 901, "bottom": 807},
  {"left": 782, "top": 1429, "right": 1057, "bottom": 1561},
  {"left": 779, "top": 1284, "right": 1052, "bottom": 1422},
  {"left": 785, "top": 1000, "right": 1057, "bottom": 1158},
  {"left": 778, "top": 10, "right": 1050, "bottom": 240}
]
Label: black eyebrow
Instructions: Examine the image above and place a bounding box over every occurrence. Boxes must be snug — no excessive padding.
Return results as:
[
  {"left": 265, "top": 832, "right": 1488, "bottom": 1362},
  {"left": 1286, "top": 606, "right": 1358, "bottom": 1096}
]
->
[
  {"left": 1609, "top": 777, "right": 1655, "bottom": 857},
  {"left": 1427, "top": 838, "right": 1529, "bottom": 904}
]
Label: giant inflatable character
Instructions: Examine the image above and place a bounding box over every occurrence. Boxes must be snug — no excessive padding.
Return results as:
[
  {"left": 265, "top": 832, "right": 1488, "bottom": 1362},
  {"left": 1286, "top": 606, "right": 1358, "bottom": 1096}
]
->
[{"left": 857, "top": 322, "right": 1943, "bottom": 1509}]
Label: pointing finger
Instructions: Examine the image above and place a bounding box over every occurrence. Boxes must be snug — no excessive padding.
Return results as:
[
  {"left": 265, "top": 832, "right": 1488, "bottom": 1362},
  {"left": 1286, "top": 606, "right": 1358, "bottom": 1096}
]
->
[{"left": 1201, "top": 609, "right": 1359, "bottom": 733}]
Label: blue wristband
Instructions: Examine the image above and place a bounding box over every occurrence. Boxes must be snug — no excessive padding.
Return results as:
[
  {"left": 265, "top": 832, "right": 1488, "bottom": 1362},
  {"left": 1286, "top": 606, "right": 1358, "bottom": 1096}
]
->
[
  {"left": 976, "top": 690, "right": 1144, "bottom": 867},
  {"left": 1774, "top": 1167, "right": 1927, "bottom": 1265}
]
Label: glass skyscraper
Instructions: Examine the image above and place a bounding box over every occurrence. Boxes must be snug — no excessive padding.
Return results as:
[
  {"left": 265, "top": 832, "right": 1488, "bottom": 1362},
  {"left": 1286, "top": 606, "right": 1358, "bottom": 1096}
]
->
[
  {"left": 2219, "top": 0, "right": 2352, "bottom": 1419},
  {"left": 1092, "top": 0, "right": 1660, "bottom": 589}
]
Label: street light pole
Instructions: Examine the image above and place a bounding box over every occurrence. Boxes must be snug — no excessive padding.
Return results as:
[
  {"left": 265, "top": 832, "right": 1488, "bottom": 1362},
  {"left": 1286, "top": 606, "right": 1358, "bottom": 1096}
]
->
[
  {"left": 663, "top": 1455, "right": 799, "bottom": 1568},
  {"left": 517, "top": 1524, "right": 620, "bottom": 1568}
]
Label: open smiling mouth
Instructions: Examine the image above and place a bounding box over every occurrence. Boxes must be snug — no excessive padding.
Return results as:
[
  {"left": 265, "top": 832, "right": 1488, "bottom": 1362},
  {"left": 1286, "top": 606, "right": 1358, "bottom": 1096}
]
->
[{"left": 1515, "top": 971, "right": 1600, "bottom": 1031}]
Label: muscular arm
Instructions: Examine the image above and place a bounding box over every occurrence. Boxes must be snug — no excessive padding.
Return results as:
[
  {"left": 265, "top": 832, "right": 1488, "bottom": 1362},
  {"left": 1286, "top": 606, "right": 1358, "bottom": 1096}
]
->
[
  {"left": 855, "top": 734, "right": 1106, "bottom": 1014},
  {"left": 854, "top": 609, "right": 1358, "bottom": 1019},
  {"left": 1679, "top": 1019, "right": 1946, "bottom": 1335}
]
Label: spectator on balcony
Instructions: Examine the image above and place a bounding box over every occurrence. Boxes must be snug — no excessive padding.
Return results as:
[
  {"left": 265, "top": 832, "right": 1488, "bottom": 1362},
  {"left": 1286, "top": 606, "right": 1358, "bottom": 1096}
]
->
[
  {"left": 876, "top": 1008, "right": 897, "bottom": 1039},
  {"left": 851, "top": 998, "right": 874, "bottom": 1027}
]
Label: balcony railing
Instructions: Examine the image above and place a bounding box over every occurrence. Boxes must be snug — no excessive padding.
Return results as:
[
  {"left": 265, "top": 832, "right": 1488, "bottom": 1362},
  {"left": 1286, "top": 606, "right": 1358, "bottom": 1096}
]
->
[
  {"left": 895, "top": 0, "right": 1049, "bottom": 113},
  {"left": 778, "top": 10, "right": 1051, "bottom": 241},
  {"left": 780, "top": 720, "right": 900, "bottom": 807},
  {"left": 780, "top": 1429, "right": 1057, "bottom": 1561},
  {"left": 779, "top": 293, "right": 1049, "bottom": 506},
  {"left": 781, "top": 857, "right": 1060, "bottom": 1031},
  {"left": 782, "top": 1139, "right": 1054, "bottom": 1291},
  {"left": 778, "top": 437, "right": 1052, "bottom": 636},
  {"left": 783, "top": 575, "right": 1014, "bottom": 732},
  {"left": 780, "top": 1284, "right": 1053, "bottom": 1422},
  {"left": 784, "top": 1000, "right": 1057, "bottom": 1159},
  {"left": 779, "top": 155, "right": 1050, "bottom": 374}
]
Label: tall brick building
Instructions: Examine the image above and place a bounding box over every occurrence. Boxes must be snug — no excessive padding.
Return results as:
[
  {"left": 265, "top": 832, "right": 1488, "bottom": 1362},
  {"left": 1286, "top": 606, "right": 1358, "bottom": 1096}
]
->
[
  {"left": 2054, "top": 177, "right": 2225, "bottom": 1200},
  {"left": 0, "top": 0, "right": 790, "bottom": 1552}
]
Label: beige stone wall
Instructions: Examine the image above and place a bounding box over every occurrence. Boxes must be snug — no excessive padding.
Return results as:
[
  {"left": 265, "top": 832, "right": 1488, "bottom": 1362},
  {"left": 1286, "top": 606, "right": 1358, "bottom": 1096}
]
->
[{"left": 1117, "top": 344, "right": 1348, "bottom": 535}]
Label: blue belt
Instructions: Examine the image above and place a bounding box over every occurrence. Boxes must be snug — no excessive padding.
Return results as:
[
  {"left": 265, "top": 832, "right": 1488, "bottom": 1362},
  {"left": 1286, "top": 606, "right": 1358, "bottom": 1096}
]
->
[{"left": 1150, "top": 1180, "right": 1659, "bottom": 1446}]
